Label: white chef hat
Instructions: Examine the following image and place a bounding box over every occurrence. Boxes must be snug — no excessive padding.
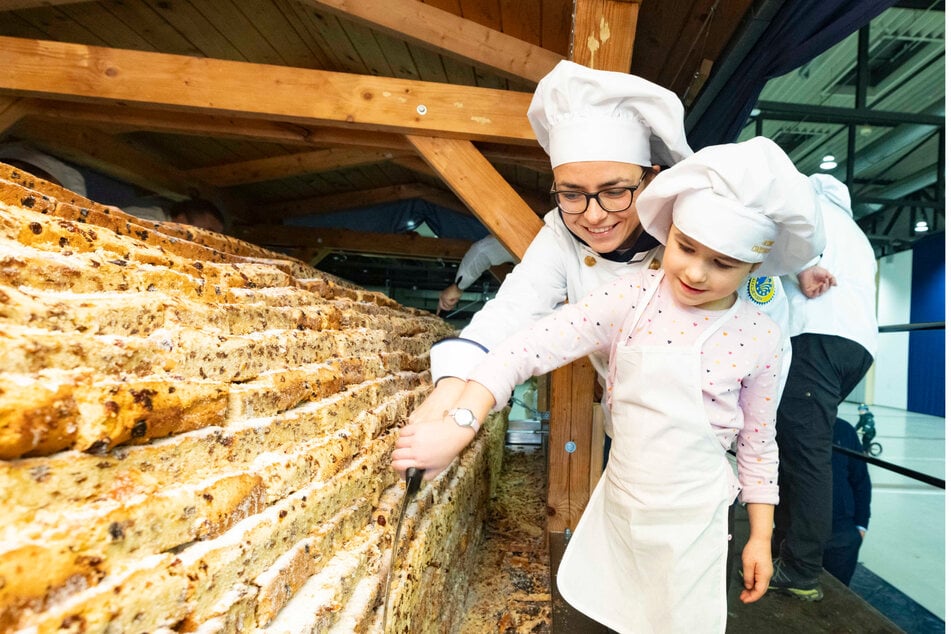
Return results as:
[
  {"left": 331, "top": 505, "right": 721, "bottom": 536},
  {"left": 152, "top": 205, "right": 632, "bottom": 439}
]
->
[
  {"left": 809, "top": 173, "right": 853, "bottom": 218},
  {"left": 528, "top": 60, "right": 692, "bottom": 169},
  {"left": 635, "top": 136, "right": 824, "bottom": 276},
  {"left": 0, "top": 142, "right": 87, "bottom": 196}
]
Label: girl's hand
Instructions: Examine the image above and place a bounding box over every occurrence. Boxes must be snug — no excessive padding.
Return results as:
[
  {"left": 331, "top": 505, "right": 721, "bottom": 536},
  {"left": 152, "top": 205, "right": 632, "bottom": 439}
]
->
[
  {"left": 390, "top": 414, "right": 477, "bottom": 481},
  {"left": 739, "top": 536, "right": 773, "bottom": 603}
]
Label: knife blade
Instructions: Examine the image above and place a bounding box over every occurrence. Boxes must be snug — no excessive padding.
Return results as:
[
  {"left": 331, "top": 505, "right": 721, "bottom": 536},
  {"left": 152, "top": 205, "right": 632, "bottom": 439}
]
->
[{"left": 382, "top": 466, "right": 424, "bottom": 631}]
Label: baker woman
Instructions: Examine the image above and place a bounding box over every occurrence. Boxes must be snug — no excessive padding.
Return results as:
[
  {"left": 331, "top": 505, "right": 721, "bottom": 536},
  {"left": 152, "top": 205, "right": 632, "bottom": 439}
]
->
[{"left": 407, "top": 60, "right": 804, "bottom": 441}]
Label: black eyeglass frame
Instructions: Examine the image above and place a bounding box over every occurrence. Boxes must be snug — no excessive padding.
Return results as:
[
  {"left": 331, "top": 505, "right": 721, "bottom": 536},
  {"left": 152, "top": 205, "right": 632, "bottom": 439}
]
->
[{"left": 549, "top": 171, "right": 649, "bottom": 215}]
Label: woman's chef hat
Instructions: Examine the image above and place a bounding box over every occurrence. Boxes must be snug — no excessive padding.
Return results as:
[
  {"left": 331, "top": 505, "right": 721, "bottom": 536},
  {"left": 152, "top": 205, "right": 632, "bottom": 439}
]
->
[
  {"left": 809, "top": 173, "right": 853, "bottom": 218},
  {"left": 0, "top": 142, "right": 87, "bottom": 196},
  {"left": 635, "top": 136, "right": 824, "bottom": 276},
  {"left": 528, "top": 60, "right": 692, "bottom": 169}
]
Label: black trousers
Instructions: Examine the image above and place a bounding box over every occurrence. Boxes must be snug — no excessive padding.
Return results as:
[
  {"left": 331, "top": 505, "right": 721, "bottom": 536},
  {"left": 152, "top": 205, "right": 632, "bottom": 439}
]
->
[{"left": 773, "top": 334, "right": 873, "bottom": 580}]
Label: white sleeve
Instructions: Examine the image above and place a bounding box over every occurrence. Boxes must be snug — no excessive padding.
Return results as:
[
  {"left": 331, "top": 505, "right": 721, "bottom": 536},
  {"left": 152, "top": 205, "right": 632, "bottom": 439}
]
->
[
  {"left": 455, "top": 236, "right": 516, "bottom": 290},
  {"left": 431, "top": 223, "right": 571, "bottom": 383}
]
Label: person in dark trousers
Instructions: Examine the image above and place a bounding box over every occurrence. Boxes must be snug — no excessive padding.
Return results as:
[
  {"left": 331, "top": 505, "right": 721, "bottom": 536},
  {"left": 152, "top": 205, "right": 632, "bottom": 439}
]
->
[
  {"left": 770, "top": 174, "right": 878, "bottom": 601},
  {"left": 823, "top": 417, "right": 872, "bottom": 585}
]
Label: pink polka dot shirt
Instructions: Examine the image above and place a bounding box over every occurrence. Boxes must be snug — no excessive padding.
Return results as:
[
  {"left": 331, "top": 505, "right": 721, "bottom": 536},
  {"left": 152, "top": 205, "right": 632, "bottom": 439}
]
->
[{"left": 470, "top": 270, "right": 784, "bottom": 504}]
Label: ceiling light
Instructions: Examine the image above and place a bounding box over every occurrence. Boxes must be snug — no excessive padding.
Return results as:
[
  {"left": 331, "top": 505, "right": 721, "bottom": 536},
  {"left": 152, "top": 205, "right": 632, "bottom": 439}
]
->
[
  {"left": 915, "top": 220, "right": 929, "bottom": 233},
  {"left": 819, "top": 160, "right": 837, "bottom": 170},
  {"left": 823, "top": 155, "right": 835, "bottom": 161}
]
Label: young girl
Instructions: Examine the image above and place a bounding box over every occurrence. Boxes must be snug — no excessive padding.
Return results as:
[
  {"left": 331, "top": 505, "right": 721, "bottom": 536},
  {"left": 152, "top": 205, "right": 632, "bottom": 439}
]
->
[{"left": 391, "top": 137, "right": 823, "bottom": 633}]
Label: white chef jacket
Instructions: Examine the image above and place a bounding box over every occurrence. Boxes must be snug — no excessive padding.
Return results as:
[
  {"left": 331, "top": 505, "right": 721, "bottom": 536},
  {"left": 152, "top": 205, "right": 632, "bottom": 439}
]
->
[
  {"left": 430, "top": 208, "right": 798, "bottom": 386},
  {"left": 780, "top": 196, "right": 878, "bottom": 356},
  {"left": 453, "top": 235, "right": 516, "bottom": 290}
]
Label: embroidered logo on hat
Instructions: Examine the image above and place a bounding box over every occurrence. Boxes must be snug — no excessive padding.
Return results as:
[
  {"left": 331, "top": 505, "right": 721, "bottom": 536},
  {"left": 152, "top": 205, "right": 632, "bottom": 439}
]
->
[{"left": 746, "top": 276, "right": 776, "bottom": 305}]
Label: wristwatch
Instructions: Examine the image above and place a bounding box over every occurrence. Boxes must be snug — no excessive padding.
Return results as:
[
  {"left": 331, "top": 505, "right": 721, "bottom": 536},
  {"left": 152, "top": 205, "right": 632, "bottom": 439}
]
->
[{"left": 447, "top": 408, "right": 480, "bottom": 434}]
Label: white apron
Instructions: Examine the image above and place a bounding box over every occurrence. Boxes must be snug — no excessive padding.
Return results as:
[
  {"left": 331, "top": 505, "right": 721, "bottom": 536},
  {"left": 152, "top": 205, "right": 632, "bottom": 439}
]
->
[{"left": 556, "top": 273, "right": 740, "bottom": 633}]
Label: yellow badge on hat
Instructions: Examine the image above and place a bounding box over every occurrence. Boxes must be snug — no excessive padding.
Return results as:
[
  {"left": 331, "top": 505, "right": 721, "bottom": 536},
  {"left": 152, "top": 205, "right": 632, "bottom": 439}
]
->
[{"left": 746, "top": 276, "right": 776, "bottom": 305}]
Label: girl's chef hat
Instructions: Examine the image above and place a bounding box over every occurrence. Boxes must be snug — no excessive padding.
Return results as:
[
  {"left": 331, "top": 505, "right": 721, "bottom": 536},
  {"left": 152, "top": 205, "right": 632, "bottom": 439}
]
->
[
  {"left": 528, "top": 60, "right": 693, "bottom": 169},
  {"left": 0, "top": 142, "right": 87, "bottom": 196},
  {"left": 636, "top": 136, "right": 825, "bottom": 276}
]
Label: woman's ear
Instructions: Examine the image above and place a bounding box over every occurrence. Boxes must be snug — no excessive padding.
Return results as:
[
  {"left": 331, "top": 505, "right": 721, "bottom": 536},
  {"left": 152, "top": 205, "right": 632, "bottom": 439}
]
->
[{"left": 749, "top": 262, "right": 762, "bottom": 274}]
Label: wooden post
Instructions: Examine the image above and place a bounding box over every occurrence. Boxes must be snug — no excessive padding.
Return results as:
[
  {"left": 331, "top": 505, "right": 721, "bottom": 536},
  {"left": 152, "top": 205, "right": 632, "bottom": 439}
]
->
[{"left": 546, "top": 0, "right": 641, "bottom": 532}]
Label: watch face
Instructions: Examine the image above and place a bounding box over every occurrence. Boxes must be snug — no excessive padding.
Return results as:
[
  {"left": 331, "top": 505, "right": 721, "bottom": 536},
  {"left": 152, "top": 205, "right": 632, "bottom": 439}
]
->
[{"left": 451, "top": 408, "right": 475, "bottom": 427}]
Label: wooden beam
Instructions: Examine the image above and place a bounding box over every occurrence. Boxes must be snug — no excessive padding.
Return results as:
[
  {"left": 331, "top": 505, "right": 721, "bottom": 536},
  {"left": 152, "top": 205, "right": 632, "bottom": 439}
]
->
[
  {"left": 27, "top": 99, "right": 416, "bottom": 151},
  {"left": 0, "top": 35, "right": 537, "bottom": 145},
  {"left": 571, "top": 0, "right": 641, "bottom": 71},
  {"left": 249, "top": 183, "right": 469, "bottom": 221},
  {"left": 304, "top": 0, "right": 563, "bottom": 83},
  {"left": 406, "top": 135, "right": 541, "bottom": 259},
  {"left": 186, "top": 148, "right": 408, "bottom": 187},
  {"left": 233, "top": 224, "right": 473, "bottom": 261}
]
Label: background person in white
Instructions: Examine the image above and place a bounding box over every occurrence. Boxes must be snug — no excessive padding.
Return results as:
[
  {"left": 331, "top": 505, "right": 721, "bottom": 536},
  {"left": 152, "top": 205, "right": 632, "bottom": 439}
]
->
[
  {"left": 436, "top": 235, "right": 515, "bottom": 315},
  {"left": 769, "top": 173, "right": 878, "bottom": 601}
]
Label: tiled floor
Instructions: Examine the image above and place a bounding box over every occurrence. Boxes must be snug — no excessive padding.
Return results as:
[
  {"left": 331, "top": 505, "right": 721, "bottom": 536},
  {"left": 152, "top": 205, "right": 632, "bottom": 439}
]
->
[{"left": 836, "top": 401, "right": 946, "bottom": 621}]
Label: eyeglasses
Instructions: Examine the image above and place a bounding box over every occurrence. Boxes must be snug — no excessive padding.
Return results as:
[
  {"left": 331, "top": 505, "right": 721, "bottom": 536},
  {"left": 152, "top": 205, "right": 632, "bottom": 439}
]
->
[{"left": 550, "top": 171, "right": 648, "bottom": 214}]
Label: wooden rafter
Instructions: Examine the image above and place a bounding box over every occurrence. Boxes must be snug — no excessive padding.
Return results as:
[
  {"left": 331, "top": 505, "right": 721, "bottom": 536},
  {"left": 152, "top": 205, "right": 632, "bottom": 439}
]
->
[
  {"left": 406, "top": 135, "right": 541, "bottom": 260},
  {"left": 305, "top": 0, "right": 564, "bottom": 83}
]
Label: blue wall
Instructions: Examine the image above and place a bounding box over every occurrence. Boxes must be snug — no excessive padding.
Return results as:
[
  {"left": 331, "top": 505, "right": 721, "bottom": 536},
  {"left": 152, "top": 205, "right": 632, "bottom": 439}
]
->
[{"left": 907, "top": 232, "right": 945, "bottom": 416}]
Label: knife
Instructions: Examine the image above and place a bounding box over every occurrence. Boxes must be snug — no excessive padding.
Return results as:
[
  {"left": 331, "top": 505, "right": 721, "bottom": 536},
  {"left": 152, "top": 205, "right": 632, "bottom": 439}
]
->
[{"left": 382, "top": 466, "right": 424, "bottom": 631}]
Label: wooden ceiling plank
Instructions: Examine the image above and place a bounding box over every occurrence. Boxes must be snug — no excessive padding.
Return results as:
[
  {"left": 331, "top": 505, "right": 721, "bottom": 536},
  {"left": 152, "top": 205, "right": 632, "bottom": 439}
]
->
[
  {"left": 199, "top": 0, "right": 287, "bottom": 67},
  {"left": 228, "top": 0, "right": 325, "bottom": 69},
  {"left": 277, "top": 0, "right": 343, "bottom": 70},
  {"left": 296, "top": 4, "right": 367, "bottom": 74},
  {"left": 57, "top": 2, "right": 156, "bottom": 52},
  {"left": 234, "top": 223, "right": 473, "bottom": 261},
  {"left": 187, "top": 147, "right": 409, "bottom": 186},
  {"left": 571, "top": 0, "right": 642, "bottom": 72},
  {"left": 12, "top": 4, "right": 107, "bottom": 47},
  {"left": 303, "top": 0, "right": 562, "bottom": 83},
  {"left": 0, "top": 35, "right": 538, "bottom": 145},
  {"left": 407, "top": 134, "right": 542, "bottom": 259},
  {"left": 97, "top": 0, "right": 201, "bottom": 56},
  {"left": 339, "top": 20, "right": 397, "bottom": 78},
  {"left": 138, "top": 0, "right": 245, "bottom": 61}
]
